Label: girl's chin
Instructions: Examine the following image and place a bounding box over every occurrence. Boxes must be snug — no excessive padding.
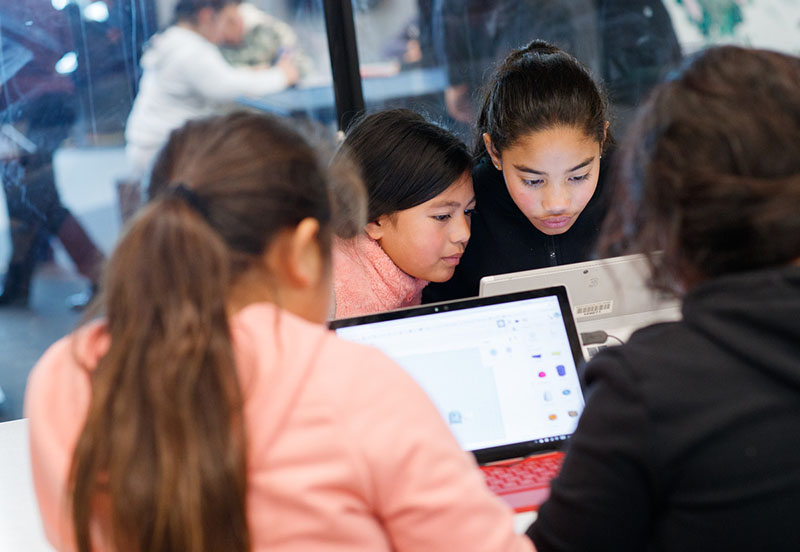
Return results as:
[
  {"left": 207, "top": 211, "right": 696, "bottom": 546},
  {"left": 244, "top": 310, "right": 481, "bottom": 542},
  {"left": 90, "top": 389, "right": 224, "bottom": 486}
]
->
[{"left": 426, "top": 267, "right": 457, "bottom": 283}]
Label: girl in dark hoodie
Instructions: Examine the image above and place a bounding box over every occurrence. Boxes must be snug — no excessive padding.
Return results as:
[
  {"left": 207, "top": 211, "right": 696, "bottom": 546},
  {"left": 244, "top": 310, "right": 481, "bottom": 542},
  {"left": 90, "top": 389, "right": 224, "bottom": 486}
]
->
[{"left": 424, "top": 40, "right": 612, "bottom": 302}]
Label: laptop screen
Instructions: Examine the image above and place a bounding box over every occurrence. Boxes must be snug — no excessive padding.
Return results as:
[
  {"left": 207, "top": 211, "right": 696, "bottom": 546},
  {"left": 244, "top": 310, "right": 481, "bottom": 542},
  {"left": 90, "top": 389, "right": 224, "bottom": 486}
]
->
[{"left": 330, "top": 287, "right": 585, "bottom": 463}]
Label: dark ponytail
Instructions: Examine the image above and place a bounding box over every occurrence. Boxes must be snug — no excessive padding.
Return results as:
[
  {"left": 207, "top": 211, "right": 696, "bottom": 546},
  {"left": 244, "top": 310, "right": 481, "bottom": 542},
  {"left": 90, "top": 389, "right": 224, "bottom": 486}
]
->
[
  {"left": 475, "top": 39, "right": 609, "bottom": 159},
  {"left": 69, "top": 112, "right": 339, "bottom": 552}
]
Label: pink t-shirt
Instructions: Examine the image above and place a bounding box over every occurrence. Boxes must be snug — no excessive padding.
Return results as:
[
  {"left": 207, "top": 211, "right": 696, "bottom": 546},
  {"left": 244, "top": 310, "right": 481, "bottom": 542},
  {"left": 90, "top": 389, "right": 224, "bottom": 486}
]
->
[{"left": 25, "top": 302, "right": 534, "bottom": 552}]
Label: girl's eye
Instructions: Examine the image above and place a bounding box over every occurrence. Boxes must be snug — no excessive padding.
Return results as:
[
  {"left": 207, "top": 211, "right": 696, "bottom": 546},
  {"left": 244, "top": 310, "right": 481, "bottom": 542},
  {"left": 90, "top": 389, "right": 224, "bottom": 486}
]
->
[
  {"left": 432, "top": 214, "right": 451, "bottom": 222},
  {"left": 569, "top": 173, "right": 590, "bottom": 183},
  {"left": 522, "top": 179, "right": 544, "bottom": 188},
  {"left": 464, "top": 207, "right": 476, "bottom": 217}
]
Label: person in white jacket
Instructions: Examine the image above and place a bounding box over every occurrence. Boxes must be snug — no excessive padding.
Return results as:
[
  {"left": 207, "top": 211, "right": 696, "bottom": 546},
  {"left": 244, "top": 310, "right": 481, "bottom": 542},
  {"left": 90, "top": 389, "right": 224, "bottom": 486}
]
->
[{"left": 125, "top": 0, "right": 298, "bottom": 177}]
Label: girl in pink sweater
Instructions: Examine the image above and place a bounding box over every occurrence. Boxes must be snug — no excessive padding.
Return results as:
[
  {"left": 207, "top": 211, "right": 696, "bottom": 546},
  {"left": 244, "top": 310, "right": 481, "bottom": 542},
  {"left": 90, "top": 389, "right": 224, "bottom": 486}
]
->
[
  {"left": 332, "top": 109, "right": 475, "bottom": 318},
  {"left": 25, "top": 112, "right": 533, "bottom": 552}
]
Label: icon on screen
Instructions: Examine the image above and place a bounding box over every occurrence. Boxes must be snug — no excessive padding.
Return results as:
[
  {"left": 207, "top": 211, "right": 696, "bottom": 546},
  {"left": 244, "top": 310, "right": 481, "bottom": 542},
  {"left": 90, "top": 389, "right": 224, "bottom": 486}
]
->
[
  {"left": 556, "top": 365, "right": 566, "bottom": 376},
  {"left": 448, "top": 411, "right": 463, "bottom": 424},
  {"left": 548, "top": 414, "right": 557, "bottom": 421}
]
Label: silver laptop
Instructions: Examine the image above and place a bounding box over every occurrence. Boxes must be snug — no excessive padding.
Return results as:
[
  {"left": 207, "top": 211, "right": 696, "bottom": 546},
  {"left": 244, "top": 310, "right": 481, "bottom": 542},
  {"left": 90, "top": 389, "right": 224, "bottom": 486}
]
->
[
  {"left": 329, "top": 287, "right": 585, "bottom": 511},
  {"left": 479, "top": 254, "right": 681, "bottom": 358}
]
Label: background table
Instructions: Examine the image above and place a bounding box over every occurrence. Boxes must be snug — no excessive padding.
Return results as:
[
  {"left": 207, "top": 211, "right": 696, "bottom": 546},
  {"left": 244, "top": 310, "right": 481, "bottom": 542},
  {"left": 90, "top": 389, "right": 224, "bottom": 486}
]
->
[{"left": 239, "top": 66, "right": 448, "bottom": 122}]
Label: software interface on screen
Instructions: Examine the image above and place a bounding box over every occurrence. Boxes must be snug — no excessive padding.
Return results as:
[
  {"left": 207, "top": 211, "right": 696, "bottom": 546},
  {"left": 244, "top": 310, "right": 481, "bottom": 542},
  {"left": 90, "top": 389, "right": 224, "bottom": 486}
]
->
[{"left": 335, "top": 296, "right": 584, "bottom": 452}]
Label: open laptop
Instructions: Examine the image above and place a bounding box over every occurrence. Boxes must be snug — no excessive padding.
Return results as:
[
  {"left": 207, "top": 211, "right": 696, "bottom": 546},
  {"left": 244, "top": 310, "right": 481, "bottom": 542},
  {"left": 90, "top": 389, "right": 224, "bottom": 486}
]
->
[
  {"left": 479, "top": 254, "right": 681, "bottom": 359},
  {"left": 329, "top": 287, "right": 585, "bottom": 512}
]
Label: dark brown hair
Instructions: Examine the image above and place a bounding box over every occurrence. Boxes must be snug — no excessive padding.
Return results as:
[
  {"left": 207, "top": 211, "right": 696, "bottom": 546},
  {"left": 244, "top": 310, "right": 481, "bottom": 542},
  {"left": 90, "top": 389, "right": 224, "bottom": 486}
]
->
[
  {"left": 600, "top": 46, "right": 800, "bottom": 293},
  {"left": 173, "top": 0, "right": 241, "bottom": 23},
  {"left": 69, "top": 112, "right": 335, "bottom": 552},
  {"left": 475, "top": 40, "right": 609, "bottom": 158},
  {"left": 336, "top": 109, "right": 471, "bottom": 222}
]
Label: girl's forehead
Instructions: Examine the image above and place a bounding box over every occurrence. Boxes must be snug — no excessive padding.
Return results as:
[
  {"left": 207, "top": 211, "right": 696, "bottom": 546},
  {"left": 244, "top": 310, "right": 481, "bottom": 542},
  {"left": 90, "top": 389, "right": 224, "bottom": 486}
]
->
[
  {"left": 511, "top": 125, "right": 597, "bottom": 148},
  {"left": 504, "top": 126, "right": 600, "bottom": 157},
  {"left": 412, "top": 173, "right": 474, "bottom": 211},
  {"left": 498, "top": 129, "right": 601, "bottom": 176}
]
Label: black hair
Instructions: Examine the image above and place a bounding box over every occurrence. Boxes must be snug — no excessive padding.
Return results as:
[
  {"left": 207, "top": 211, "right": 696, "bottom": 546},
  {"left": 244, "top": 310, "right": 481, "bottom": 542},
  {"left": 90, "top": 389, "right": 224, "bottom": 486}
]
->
[
  {"left": 599, "top": 45, "right": 800, "bottom": 292},
  {"left": 475, "top": 40, "right": 609, "bottom": 158},
  {"left": 173, "top": 0, "right": 241, "bottom": 23},
  {"left": 335, "top": 109, "right": 471, "bottom": 222}
]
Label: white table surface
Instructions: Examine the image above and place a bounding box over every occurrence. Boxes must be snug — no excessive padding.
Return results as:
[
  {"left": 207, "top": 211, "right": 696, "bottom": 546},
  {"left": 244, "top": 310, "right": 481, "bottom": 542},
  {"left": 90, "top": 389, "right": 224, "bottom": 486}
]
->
[{"left": 0, "top": 419, "right": 54, "bottom": 551}]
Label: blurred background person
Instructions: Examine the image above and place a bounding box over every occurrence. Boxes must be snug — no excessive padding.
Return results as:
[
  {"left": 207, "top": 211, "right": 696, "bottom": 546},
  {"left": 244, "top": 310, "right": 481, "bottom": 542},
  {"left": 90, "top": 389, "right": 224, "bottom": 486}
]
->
[
  {"left": 432, "top": 0, "right": 682, "bottom": 138},
  {"left": 0, "top": 2, "right": 104, "bottom": 308},
  {"left": 124, "top": 0, "right": 300, "bottom": 180},
  {"left": 435, "top": 0, "right": 597, "bottom": 137},
  {"left": 594, "top": 0, "right": 683, "bottom": 131},
  {"left": 218, "top": 1, "right": 312, "bottom": 76}
]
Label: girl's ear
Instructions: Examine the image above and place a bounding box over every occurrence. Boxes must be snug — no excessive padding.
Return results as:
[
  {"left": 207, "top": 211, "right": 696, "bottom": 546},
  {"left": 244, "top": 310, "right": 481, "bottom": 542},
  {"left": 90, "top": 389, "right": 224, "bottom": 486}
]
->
[
  {"left": 266, "top": 218, "right": 322, "bottom": 289},
  {"left": 288, "top": 218, "right": 323, "bottom": 288},
  {"left": 601, "top": 120, "right": 610, "bottom": 151},
  {"left": 365, "top": 217, "right": 385, "bottom": 241},
  {"left": 483, "top": 133, "right": 502, "bottom": 170}
]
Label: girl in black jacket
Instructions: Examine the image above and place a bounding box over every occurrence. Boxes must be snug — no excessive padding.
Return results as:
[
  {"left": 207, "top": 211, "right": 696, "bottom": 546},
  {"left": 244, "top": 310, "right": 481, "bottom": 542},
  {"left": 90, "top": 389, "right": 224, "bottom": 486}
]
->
[{"left": 424, "top": 40, "right": 612, "bottom": 302}]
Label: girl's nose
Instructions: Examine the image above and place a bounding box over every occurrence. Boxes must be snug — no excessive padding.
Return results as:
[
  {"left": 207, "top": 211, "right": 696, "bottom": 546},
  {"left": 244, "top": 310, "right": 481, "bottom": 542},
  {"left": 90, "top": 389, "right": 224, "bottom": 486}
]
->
[
  {"left": 541, "top": 184, "right": 569, "bottom": 214},
  {"left": 451, "top": 212, "right": 471, "bottom": 245}
]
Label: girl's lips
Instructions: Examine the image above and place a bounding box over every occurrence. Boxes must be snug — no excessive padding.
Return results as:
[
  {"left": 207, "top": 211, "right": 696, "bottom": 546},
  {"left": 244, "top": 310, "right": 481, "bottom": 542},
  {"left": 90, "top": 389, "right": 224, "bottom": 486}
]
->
[
  {"left": 442, "top": 254, "right": 463, "bottom": 266},
  {"left": 539, "top": 216, "right": 572, "bottom": 229}
]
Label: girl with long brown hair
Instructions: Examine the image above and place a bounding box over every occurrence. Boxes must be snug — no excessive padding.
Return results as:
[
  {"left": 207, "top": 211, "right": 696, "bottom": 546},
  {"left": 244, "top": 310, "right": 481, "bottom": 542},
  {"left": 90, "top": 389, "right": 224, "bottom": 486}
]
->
[{"left": 25, "top": 112, "right": 533, "bottom": 552}]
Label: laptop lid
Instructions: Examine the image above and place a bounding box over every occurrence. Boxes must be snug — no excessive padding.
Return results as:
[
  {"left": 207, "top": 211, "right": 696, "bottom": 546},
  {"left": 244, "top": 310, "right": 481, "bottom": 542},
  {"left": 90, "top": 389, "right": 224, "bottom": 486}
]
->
[
  {"left": 329, "top": 287, "right": 585, "bottom": 464},
  {"left": 479, "top": 254, "right": 678, "bottom": 324}
]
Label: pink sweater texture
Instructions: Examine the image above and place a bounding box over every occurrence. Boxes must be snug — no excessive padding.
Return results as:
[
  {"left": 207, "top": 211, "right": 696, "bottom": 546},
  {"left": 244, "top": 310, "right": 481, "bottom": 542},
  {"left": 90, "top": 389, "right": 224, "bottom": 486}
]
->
[
  {"left": 25, "top": 302, "right": 534, "bottom": 552},
  {"left": 333, "top": 234, "right": 429, "bottom": 319}
]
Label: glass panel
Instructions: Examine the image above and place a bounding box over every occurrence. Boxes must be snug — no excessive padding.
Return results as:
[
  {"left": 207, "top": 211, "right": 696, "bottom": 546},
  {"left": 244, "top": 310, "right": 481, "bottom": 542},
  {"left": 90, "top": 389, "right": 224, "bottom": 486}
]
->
[
  {"left": 351, "top": 0, "right": 452, "bottom": 132},
  {"left": 0, "top": 0, "right": 334, "bottom": 421},
  {"left": 353, "top": 0, "right": 800, "bottom": 141},
  {"left": 234, "top": 0, "right": 337, "bottom": 124}
]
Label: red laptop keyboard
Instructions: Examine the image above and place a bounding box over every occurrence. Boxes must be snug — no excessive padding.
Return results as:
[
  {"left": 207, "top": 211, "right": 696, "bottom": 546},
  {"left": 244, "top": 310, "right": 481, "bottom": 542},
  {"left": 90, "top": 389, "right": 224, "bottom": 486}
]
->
[{"left": 480, "top": 451, "right": 565, "bottom": 513}]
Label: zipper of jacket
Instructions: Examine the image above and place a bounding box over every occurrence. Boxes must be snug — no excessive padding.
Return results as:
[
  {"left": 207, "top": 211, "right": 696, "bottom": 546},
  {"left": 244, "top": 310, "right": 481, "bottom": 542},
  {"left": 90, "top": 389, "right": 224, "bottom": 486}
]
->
[{"left": 546, "top": 236, "right": 558, "bottom": 266}]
